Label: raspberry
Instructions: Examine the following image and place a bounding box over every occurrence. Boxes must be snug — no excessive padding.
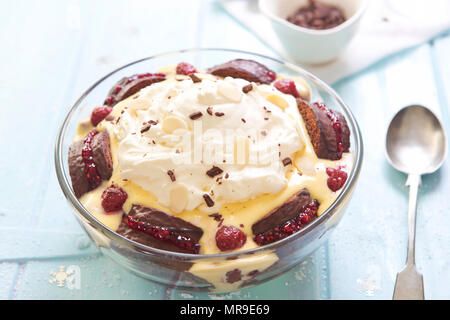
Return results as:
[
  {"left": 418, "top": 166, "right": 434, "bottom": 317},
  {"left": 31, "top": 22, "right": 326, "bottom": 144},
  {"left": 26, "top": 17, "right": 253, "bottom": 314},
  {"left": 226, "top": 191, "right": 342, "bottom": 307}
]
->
[
  {"left": 91, "top": 106, "right": 113, "bottom": 126},
  {"left": 274, "top": 79, "right": 300, "bottom": 98},
  {"left": 326, "top": 168, "right": 348, "bottom": 192},
  {"left": 101, "top": 185, "right": 128, "bottom": 213},
  {"left": 176, "top": 62, "right": 196, "bottom": 75},
  {"left": 265, "top": 70, "right": 277, "bottom": 82},
  {"left": 215, "top": 225, "right": 247, "bottom": 252}
]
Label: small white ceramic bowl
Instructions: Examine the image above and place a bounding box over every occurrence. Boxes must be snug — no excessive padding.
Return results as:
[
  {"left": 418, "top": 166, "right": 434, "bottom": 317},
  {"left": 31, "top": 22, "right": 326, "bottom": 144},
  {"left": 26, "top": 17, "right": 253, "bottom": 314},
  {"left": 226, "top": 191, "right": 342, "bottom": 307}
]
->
[{"left": 259, "top": 0, "right": 368, "bottom": 64}]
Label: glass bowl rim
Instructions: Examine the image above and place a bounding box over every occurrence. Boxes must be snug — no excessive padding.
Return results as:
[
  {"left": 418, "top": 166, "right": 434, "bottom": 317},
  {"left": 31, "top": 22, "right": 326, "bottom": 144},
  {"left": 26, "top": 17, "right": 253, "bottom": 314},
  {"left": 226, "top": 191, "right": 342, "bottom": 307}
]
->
[{"left": 55, "top": 47, "right": 363, "bottom": 260}]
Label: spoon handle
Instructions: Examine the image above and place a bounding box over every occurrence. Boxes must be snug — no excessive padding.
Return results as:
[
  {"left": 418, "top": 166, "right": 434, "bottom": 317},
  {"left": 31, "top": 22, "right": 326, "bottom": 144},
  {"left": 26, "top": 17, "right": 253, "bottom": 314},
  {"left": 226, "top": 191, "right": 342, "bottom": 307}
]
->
[{"left": 393, "top": 174, "right": 425, "bottom": 300}]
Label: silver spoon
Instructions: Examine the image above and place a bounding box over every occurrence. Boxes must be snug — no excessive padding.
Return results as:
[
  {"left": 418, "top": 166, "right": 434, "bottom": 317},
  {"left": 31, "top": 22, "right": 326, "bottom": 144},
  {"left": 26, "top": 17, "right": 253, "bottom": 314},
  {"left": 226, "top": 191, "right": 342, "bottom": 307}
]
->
[{"left": 386, "top": 105, "right": 447, "bottom": 300}]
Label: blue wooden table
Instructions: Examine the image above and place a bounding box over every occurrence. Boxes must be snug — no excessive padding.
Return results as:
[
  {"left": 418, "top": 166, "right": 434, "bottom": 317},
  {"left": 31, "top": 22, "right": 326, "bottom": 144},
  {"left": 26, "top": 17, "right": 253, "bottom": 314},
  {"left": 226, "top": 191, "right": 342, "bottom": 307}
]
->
[{"left": 1, "top": 0, "right": 449, "bottom": 300}]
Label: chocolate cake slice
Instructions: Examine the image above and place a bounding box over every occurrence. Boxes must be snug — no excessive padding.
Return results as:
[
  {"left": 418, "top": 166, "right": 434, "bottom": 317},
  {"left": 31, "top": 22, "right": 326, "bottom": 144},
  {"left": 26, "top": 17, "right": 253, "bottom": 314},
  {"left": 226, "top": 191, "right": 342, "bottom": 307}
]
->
[
  {"left": 252, "top": 189, "right": 311, "bottom": 236},
  {"left": 297, "top": 99, "right": 350, "bottom": 160},
  {"left": 117, "top": 204, "right": 203, "bottom": 254},
  {"left": 91, "top": 130, "right": 113, "bottom": 180},
  {"left": 68, "top": 130, "right": 113, "bottom": 198},
  {"left": 209, "top": 59, "right": 276, "bottom": 84},
  {"left": 68, "top": 140, "right": 89, "bottom": 198},
  {"left": 105, "top": 73, "right": 166, "bottom": 107}
]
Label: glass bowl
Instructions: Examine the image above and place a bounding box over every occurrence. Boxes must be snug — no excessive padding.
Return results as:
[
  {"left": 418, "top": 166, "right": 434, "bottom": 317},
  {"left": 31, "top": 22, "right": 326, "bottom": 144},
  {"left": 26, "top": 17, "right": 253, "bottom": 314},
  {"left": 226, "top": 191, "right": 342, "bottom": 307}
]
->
[{"left": 55, "top": 48, "right": 363, "bottom": 292}]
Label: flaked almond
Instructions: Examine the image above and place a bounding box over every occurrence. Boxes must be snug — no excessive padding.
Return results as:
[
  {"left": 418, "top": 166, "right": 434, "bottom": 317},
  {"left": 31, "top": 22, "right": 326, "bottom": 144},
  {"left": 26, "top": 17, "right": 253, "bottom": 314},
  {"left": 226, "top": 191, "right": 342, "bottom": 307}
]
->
[
  {"left": 218, "top": 81, "right": 242, "bottom": 102},
  {"left": 162, "top": 116, "right": 187, "bottom": 134},
  {"left": 293, "top": 77, "right": 312, "bottom": 101},
  {"left": 169, "top": 184, "right": 188, "bottom": 213},
  {"left": 266, "top": 94, "right": 289, "bottom": 110}
]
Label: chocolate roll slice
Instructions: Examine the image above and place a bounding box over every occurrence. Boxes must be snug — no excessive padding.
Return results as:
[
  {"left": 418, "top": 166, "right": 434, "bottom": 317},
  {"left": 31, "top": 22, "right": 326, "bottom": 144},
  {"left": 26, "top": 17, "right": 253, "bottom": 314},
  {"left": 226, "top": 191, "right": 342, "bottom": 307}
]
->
[
  {"left": 68, "top": 130, "right": 113, "bottom": 198},
  {"left": 209, "top": 59, "right": 276, "bottom": 84},
  {"left": 252, "top": 189, "right": 311, "bottom": 236},
  {"left": 117, "top": 204, "right": 203, "bottom": 254},
  {"left": 105, "top": 73, "right": 166, "bottom": 107},
  {"left": 68, "top": 141, "right": 89, "bottom": 198},
  {"left": 91, "top": 130, "right": 113, "bottom": 181},
  {"left": 297, "top": 99, "right": 350, "bottom": 160}
]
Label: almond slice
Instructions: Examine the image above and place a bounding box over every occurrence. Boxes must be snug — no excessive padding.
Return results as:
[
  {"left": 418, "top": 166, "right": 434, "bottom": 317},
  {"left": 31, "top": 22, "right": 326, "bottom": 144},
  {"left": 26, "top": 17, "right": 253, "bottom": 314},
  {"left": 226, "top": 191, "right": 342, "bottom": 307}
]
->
[
  {"left": 162, "top": 116, "right": 187, "bottom": 134},
  {"left": 169, "top": 184, "right": 189, "bottom": 214},
  {"left": 267, "top": 94, "right": 289, "bottom": 110},
  {"left": 293, "top": 77, "right": 311, "bottom": 101},
  {"left": 218, "top": 81, "right": 242, "bottom": 102}
]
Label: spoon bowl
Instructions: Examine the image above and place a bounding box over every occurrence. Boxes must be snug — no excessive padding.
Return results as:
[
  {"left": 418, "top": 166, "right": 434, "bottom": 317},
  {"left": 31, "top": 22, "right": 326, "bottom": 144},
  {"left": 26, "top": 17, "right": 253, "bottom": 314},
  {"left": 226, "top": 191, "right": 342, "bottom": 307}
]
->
[{"left": 386, "top": 105, "right": 447, "bottom": 175}]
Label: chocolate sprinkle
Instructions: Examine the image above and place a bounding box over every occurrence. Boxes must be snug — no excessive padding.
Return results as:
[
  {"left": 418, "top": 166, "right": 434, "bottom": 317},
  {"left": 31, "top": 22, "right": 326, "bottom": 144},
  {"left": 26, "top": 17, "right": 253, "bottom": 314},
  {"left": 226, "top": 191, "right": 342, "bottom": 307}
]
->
[
  {"left": 226, "top": 269, "right": 242, "bottom": 284},
  {"left": 189, "top": 111, "right": 203, "bottom": 120},
  {"left": 206, "top": 107, "right": 213, "bottom": 115},
  {"left": 189, "top": 73, "right": 202, "bottom": 83},
  {"left": 167, "top": 170, "right": 176, "bottom": 182},
  {"left": 206, "top": 166, "right": 223, "bottom": 178},
  {"left": 141, "top": 123, "right": 151, "bottom": 134},
  {"left": 247, "top": 270, "right": 259, "bottom": 277},
  {"left": 209, "top": 213, "right": 222, "bottom": 222},
  {"left": 282, "top": 157, "right": 292, "bottom": 166},
  {"left": 215, "top": 112, "right": 225, "bottom": 117},
  {"left": 208, "top": 213, "right": 223, "bottom": 227},
  {"left": 203, "top": 194, "right": 215, "bottom": 207},
  {"left": 242, "top": 84, "right": 253, "bottom": 93},
  {"left": 140, "top": 120, "right": 158, "bottom": 133},
  {"left": 241, "top": 118, "right": 246, "bottom": 123}
]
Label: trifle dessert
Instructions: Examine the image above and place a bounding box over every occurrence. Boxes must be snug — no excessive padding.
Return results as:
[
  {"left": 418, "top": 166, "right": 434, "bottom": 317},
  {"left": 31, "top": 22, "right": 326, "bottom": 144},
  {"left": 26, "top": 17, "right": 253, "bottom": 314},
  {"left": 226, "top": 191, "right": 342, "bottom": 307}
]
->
[{"left": 68, "top": 58, "right": 353, "bottom": 291}]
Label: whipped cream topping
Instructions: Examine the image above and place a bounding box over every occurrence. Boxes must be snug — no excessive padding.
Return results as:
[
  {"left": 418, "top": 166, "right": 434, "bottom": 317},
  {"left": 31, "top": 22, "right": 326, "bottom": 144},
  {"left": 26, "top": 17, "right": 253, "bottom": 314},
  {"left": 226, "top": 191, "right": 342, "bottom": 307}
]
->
[{"left": 111, "top": 75, "right": 304, "bottom": 213}]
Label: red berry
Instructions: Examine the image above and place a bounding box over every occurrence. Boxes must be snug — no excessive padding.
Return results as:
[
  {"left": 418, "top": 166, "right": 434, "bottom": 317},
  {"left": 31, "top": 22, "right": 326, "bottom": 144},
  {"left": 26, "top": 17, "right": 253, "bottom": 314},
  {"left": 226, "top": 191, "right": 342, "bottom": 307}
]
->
[
  {"left": 101, "top": 185, "right": 128, "bottom": 213},
  {"left": 91, "top": 106, "right": 113, "bottom": 126},
  {"left": 215, "top": 225, "right": 247, "bottom": 252},
  {"left": 176, "top": 62, "right": 196, "bottom": 75},
  {"left": 326, "top": 167, "right": 348, "bottom": 192},
  {"left": 274, "top": 79, "right": 300, "bottom": 98},
  {"left": 266, "top": 70, "right": 277, "bottom": 82}
]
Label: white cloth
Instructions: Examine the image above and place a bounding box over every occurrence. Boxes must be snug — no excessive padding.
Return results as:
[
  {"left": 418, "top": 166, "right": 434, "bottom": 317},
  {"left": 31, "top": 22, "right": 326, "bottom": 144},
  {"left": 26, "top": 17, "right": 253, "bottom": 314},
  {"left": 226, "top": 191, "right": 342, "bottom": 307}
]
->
[{"left": 220, "top": 0, "right": 450, "bottom": 84}]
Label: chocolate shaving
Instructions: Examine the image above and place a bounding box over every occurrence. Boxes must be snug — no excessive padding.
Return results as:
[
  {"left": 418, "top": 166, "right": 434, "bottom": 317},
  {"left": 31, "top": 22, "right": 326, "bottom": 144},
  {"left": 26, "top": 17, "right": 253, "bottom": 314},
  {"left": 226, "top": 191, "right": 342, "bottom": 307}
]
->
[
  {"left": 282, "top": 157, "right": 292, "bottom": 166},
  {"left": 203, "top": 194, "right": 215, "bottom": 207},
  {"left": 141, "top": 123, "right": 151, "bottom": 133},
  {"left": 167, "top": 170, "right": 176, "bottom": 182},
  {"left": 189, "top": 73, "right": 202, "bottom": 83},
  {"left": 247, "top": 270, "right": 259, "bottom": 277},
  {"left": 189, "top": 112, "right": 203, "bottom": 120},
  {"left": 209, "top": 213, "right": 223, "bottom": 223},
  {"left": 242, "top": 84, "right": 253, "bottom": 93},
  {"left": 226, "top": 269, "right": 242, "bottom": 284},
  {"left": 206, "top": 166, "right": 223, "bottom": 178}
]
